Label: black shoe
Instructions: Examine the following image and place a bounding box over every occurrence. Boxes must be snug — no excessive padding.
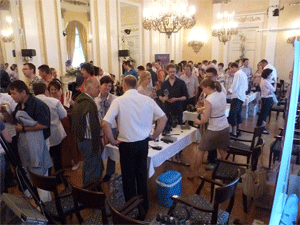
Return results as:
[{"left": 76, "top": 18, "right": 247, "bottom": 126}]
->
[{"left": 102, "top": 174, "right": 111, "bottom": 182}]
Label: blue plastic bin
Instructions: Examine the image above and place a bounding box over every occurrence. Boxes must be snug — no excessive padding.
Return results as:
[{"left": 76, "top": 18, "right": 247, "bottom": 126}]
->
[{"left": 156, "top": 170, "right": 182, "bottom": 207}]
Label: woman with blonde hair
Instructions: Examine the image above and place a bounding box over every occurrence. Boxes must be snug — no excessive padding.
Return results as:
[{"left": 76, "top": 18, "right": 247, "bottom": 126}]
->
[
  {"left": 189, "top": 78, "right": 229, "bottom": 178},
  {"left": 137, "top": 71, "right": 156, "bottom": 99}
]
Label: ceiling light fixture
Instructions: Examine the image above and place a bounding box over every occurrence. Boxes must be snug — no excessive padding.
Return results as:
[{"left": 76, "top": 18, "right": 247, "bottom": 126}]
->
[{"left": 143, "top": 0, "right": 196, "bottom": 38}]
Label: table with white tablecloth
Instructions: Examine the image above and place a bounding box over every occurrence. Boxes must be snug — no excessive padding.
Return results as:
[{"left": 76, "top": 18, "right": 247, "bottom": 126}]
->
[{"left": 102, "top": 126, "right": 200, "bottom": 178}]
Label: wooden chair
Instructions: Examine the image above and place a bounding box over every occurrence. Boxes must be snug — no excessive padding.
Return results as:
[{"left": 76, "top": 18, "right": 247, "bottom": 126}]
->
[
  {"left": 268, "top": 98, "right": 287, "bottom": 122},
  {"left": 27, "top": 169, "right": 76, "bottom": 224},
  {"left": 72, "top": 185, "right": 108, "bottom": 224},
  {"left": 212, "top": 143, "right": 264, "bottom": 213},
  {"left": 226, "top": 127, "right": 264, "bottom": 164},
  {"left": 269, "top": 128, "right": 300, "bottom": 168},
  {"left": 107, "top": 195, "right": 148, "bottom": 225},
  {"left": 168, "top": 173, "right": 240, "bottom": 224}
]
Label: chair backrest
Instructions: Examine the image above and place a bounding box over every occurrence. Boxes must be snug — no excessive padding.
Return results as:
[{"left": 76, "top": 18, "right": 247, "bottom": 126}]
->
[
  {"left": 27, "top": 169, "right": 65, "bottom": 221},
  {"left": 212, "top": 174, "right": 240, "bottom": 224},
  {"left": 72, "top": 186, "right": 108, "bottom": 224},
  {"left": 250, "top": 141, "right": 264, "bottom": 171},
  {"left": 27, "top": 169, "right": 59, "bottom": 192},
  {"left": 250, "top": 127, "right": 264, "bottom": 151},
  {"left": 107, "top": 200, "right": 148, "bottom": 225}
]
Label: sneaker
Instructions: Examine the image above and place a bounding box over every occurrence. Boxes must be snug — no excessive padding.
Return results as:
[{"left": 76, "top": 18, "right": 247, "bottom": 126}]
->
[
  {"left": 258, "top": 121, "right": 266, "bottom": 128},
  {"left": 72, "top": 163, "right": 80, "bottom": 171},
  {"left": 263, "top": 129, "right": 270, "bottom": 134},
  {"left": 24, "top": 189, "right": 32, "bottom": 198},
  {"left": 205, "top": 164, "right": 216, "bottom": 171}
]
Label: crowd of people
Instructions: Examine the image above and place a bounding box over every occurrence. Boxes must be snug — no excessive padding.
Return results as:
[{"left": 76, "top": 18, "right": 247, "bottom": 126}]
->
[{"left": 0, "top": 56, "right": 280, "bottom": 213}]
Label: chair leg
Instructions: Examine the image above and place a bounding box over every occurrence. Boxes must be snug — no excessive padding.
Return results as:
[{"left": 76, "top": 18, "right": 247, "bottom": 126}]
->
[
  {"left": 269, "top": 152, "right": 272, "bottom": 169},
  {"left": 268, "top": 111, "right": 272, "bottom": 123},
  {"left": 232, "top": 154, "right": 235, "bottom": 162},
  {"left": 242, "top": 192, "right": 248, "bottom": 213},
  {"left": 210, "top": 183, "right": 214, "bottom": 203},
  {"left": 276, "top": 111, "right": 279, "bottom": 120}
]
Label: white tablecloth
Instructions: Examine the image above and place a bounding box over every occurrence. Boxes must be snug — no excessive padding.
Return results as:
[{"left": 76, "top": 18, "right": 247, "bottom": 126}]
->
[
  {"left": 182, "top": 104, "right": 230, "bottom": 122},
  {"left": 102, "top": 126, "right": 200, "bottom": 178}
]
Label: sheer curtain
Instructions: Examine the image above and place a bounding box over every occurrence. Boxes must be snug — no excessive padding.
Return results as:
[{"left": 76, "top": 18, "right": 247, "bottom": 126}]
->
[
  {"left": 66, "top": 21, "right": 76, "bottom": 62},
  {"left": 76, "top": 22, "right": 87, "bottom": 62}
]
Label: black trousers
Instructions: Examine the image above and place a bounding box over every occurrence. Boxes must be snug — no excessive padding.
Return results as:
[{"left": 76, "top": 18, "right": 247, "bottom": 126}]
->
[
  {"left": 49, "top": 144, "right": 62, "bottom": 172},
  {"left": 119, "top": 138, "right": 149, "bottom": 212},
  {"left": 228, "top": 98, "right": 244, "bottom": 126},
  {"left": 257, "top": 97, "right": 273, "bottom": 127},
  {"left": 207, "top": 149, "right": 217, "bottom": 164}
]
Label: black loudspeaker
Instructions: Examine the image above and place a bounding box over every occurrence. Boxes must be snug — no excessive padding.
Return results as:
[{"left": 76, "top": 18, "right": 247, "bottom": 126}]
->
[
  {"left": 12, "top": 50, "right": 16, "bottom": 57},
  {"left": 21, "top": 49, "right": 36, "bottom": 57},
  {"left": 118, "top": 50, "right": 130, "bottom": 57}
]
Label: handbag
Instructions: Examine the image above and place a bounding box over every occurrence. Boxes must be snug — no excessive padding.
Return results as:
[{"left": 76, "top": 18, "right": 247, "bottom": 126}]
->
[{"left": 241, "top": 168, "right": 267, "bottom": 198}]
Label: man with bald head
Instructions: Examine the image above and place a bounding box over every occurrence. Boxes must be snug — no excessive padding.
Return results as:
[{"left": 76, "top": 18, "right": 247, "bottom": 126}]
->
[
  {"left": 102, "top": 75, "right": 167, "bottom": 214},
  {"left": 72, "top": 77, "right": 103, "bottom": 185}
]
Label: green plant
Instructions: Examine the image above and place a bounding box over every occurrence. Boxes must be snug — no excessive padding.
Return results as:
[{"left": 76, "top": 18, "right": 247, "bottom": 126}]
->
[{"left": 65, "top": 67, "right": 81, "bottom": 77}]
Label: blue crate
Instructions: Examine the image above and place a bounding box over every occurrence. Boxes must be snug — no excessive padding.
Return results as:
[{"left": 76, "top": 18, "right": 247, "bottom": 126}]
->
[{"left": 156, "top": 170, "right": 182, "bottom": 208}]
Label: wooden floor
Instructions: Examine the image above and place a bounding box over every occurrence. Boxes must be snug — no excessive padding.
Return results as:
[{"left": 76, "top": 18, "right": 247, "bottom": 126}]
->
[{"left": 7, "top": 112, "right": 288, "bottom": 224}]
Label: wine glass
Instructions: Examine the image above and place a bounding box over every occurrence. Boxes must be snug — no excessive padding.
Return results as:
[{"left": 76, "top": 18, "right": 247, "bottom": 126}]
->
[{"left": 163, "top": 89, "right": 169, "bottom": 97}]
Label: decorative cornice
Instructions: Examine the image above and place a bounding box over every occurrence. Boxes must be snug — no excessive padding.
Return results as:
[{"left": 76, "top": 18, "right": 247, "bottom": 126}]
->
[{"left": 235, "top": 16, "right": 262, "bottom": 23}]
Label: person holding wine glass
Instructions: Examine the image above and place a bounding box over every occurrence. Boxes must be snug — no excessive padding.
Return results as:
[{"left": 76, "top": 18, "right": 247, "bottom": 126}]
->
[
  {"left": 159, "top": 64, "right": 188, "bottom": 124},
  {"left": 137, "top": 71, "right": 157, "bottom": 99}
]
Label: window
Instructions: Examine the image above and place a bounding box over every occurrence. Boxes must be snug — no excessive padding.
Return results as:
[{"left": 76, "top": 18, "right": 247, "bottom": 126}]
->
[{"left": 72, "top": 26, "right": 85, "bottom": 68}]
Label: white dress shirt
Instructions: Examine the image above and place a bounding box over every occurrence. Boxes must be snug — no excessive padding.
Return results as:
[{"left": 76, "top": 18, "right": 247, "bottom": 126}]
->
[
  {"left": 180, "top": 74, "right": 199, "bottom": 98},
  {"left": 260, "top": 79, "right": 276, "bottom": 98},
  {"left": 36, "top": 94, "right": 67, "bottom": 147},
  {"left": 192, "top": 67, "right": 199, "bottom": 77},
  {"left": 0, "top": 93, "right": 17, "bottom": 137},
  {"left": 103, "top": 89, "right": 165, "bottom": 142},
  {"left": 229, "top": 69, "right": 248, "bottom": 102},
  {"left": 264, "top": 64, "right": 277, "bottom": 84}
]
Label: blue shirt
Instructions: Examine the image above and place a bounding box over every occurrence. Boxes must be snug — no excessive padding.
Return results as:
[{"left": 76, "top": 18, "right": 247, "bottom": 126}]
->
[
  {"left": 124, "top": 68, "right": 138, "bottom": 80},
  {"left": 13, "top": 95, "right": 51, "bottom": 139}
]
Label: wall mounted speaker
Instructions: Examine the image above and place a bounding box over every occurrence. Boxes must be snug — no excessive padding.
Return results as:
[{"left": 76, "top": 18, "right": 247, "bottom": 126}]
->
[
  {"left": 21, "top": 49, "right": 36, "bottom": 57},
  {"left": 118, "top": 50, "right": 130, "bottom": 57},
  {"left": 12, "top": 50, "right": 16, "bottom": 57}
]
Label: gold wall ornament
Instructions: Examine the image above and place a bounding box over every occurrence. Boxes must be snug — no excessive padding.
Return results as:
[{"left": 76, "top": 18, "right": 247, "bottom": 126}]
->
[
  {"left": 188, "top": 41, "right": 204, "bottom": 54},
  {"left": 187, "top": 27, "right": 208, "bottom": 53},
  {"left": 287, "top": 36, "right": 300, "bottom": 47},
  {"left": 143, "top": 0, "right": 196, "bottom": 38}
]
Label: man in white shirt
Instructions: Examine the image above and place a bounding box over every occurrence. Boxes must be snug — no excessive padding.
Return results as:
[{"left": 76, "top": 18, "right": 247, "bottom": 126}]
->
[
  {"left": 188, "top": 61, "right": 199, "bottom": 77},
  {"left": 33, "top": 82, "right": 67, "bottom": 173},
  {"left": 102, "top": 75, "right": 167, "bottom": 213},
  {"left": 228, "top": 63, "right": 248, "bottom": 137},
  {"left": 181, "top": 64, "right": 199, "bottom": 107},
  {"left": 260, "top": 59, "right": 277, "bottom": 88}
]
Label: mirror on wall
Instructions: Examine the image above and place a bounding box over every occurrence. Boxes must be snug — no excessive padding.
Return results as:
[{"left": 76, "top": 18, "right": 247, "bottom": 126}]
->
[
  {"left": 60, "top": 0, "right": 92, "bottom": 68},
  {"left": 0, "top": 0, "right": 17, "bottom": 77},
  {"left": 119, "top": 1, "right": 141, "bottom": 69}
]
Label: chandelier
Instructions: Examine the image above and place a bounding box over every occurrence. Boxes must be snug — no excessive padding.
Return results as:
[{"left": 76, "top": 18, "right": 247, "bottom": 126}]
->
[
  {"left": 143, "top": 0, "right": 196, "bottom": 38},
  {"left": 1, "top": 16, "right": 13, "bottom": 43},
  {"left": 212, "top": 11, "right": 238, "bottom": 44}
]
